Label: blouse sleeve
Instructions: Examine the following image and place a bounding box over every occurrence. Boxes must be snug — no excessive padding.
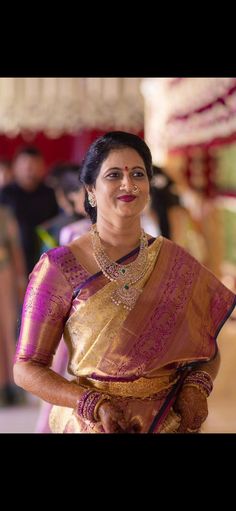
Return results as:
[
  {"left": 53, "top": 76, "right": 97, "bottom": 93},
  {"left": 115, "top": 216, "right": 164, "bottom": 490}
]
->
[{"left": 15, "top": 252, "right": 73, "bottom": 367}]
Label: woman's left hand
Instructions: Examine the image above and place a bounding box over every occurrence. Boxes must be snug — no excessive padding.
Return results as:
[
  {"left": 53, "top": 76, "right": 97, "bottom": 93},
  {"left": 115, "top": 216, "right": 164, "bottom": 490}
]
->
[{"left": 174, "top": 385, "right": 208, "bottom": 433}]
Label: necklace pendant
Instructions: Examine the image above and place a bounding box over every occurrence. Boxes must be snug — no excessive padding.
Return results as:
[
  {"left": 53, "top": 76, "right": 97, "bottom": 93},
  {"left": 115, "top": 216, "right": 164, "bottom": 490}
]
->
[
  {"left": 91, "top": 224, "right": 149, "bottom": 306},
  {"left": 111, "top": 284, "right": 142, "bottom": 311}
]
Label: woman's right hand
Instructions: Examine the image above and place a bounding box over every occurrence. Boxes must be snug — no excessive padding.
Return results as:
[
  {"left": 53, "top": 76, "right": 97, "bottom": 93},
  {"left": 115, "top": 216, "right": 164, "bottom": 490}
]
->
[
  {"left": 97, "top": 400, "right": 138, "bottom": 433},
  {"left": 174, "top": 385, "right": 208, "bottom": 432}
]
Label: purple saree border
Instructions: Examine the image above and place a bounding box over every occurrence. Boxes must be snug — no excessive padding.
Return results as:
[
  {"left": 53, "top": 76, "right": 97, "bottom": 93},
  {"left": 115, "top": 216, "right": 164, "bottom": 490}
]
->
[
  {"left": 148, "top": 294, "right": 236, "bottom": 433},
  {"left": 214, "top": 294, "right": 236, "bottom": 341},
  {"left": 73, "top": 237, "right": 156, "bottom": 298},
  {"left": 209, "top": 292, "right": 236, "bottom": 363},
  {"left": 148, "top": 367, "right": 191, "bottom": 433},
  {"left": 194, "top": 292, "right": 236, "bottom": 368},
  {"left": 89, "top": 373, "right": 140, "bottom": 382}
]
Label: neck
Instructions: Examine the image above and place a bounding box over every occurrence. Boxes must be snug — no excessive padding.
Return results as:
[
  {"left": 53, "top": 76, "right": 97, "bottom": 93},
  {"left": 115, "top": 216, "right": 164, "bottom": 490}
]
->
[{"left": 96, "top": 214, "right": 142, "bottom": 250}]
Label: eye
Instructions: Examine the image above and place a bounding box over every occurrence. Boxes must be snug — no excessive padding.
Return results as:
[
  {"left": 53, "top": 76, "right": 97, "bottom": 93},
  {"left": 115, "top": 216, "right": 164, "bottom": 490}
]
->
[
  {"left": 132, "top": 171, "right": 146, "bottom": 178},
  {"left": 106, "top": 172, "right": 121, "bottom": 179}
]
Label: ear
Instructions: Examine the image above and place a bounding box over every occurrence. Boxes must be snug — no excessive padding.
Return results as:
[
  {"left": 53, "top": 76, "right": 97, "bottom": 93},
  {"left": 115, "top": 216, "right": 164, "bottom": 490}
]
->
[{"left": 85, "top": 185, "right": 95, "bottom": 194}]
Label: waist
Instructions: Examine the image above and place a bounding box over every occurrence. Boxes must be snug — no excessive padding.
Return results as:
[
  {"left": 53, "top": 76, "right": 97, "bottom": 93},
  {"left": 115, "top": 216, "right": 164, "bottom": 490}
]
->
[{"left": 77, "top": 373, "right": 179, "bottom": 399}]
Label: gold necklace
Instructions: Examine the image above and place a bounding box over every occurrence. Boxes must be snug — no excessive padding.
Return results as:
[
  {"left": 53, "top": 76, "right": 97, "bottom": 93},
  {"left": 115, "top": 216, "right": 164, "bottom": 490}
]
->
[{"left": 91, "top": 224, "right": 149, "bottom": 310}]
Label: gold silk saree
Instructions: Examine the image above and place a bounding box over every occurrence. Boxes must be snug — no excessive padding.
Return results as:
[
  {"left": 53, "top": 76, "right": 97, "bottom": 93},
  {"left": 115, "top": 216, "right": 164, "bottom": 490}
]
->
[{"left": 48, "top": 237, "right": 236, "bottom": 433}]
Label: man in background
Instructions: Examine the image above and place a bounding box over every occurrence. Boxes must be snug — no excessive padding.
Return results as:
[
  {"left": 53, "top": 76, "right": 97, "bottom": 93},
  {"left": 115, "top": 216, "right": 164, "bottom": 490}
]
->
[{"left": 0, "top": 146, "right": 59, "bottom": 274}]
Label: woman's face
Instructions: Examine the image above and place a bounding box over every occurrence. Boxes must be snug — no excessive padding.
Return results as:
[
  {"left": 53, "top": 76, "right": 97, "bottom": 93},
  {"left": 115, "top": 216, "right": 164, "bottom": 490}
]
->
[{"left": 91, "top": 148, "right": 150, "bottom": 220}]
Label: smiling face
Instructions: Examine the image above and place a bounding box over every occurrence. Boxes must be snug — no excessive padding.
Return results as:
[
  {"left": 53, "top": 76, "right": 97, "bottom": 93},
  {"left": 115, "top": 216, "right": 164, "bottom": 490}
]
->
[{"left": 89, "top": 148, "right": 150, "bottom": 221}]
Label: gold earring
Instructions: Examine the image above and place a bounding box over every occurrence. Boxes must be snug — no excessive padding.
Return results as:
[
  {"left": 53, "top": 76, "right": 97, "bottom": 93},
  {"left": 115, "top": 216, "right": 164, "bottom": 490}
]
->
[{"left": 88, "top": 192, "right": 96, "bottom": 208}]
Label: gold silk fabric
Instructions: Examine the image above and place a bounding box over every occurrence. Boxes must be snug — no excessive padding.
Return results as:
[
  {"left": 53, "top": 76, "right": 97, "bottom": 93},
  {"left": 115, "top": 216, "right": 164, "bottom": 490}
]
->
[{"left": 15, "top": 239, "right": 236, "bottom": 433}]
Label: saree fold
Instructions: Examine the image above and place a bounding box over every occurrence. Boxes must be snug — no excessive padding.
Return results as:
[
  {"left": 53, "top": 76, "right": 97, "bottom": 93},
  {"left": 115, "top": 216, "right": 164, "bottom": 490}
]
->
[{"left": 49, "top": 237, "right": 235, "bottom": 433}]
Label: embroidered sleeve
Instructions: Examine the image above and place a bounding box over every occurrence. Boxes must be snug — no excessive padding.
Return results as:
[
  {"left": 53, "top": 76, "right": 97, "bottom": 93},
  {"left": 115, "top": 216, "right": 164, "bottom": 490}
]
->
[{"left": 15, "top": 251, "right": 74, "bottom": 366}]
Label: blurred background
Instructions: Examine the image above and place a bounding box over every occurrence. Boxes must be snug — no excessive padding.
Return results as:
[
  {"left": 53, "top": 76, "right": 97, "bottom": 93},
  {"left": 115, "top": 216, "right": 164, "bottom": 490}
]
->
[{"left": 0, "top": 77, "right": 235, "bottom": 433}]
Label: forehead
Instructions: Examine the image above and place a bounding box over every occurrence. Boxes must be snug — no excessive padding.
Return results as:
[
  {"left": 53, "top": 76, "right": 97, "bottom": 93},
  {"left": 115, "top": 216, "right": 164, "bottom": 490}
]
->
[{"left": 101, "top": 148, "right": 145, "bottom": 171}]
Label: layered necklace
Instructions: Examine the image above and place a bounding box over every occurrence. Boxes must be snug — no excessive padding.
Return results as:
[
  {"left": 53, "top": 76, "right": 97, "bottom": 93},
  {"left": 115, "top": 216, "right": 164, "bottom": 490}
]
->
[{"left": 91, "top": 224, "right": 149, "bottom": 310}]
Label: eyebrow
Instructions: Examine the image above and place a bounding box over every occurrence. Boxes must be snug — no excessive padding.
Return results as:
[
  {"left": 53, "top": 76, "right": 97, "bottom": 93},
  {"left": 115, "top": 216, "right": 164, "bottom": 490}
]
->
[{"left": 103, "top": 166, "right": 146, "bottom": 174}]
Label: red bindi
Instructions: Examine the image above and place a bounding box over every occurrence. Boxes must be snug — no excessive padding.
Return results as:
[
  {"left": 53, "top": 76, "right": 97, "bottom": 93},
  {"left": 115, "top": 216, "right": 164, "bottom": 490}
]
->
[{"left": 124, "top": 166, "right": 129, "bottom": 172}]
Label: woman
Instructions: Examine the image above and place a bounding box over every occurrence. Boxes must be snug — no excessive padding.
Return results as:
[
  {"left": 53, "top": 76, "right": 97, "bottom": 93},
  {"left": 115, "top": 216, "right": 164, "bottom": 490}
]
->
[
  {"left": 0, "top": 206, "right": 27, "bottom": 405},
  {"left": 14, "top": 132, "right": 236, "bottom": 433}
]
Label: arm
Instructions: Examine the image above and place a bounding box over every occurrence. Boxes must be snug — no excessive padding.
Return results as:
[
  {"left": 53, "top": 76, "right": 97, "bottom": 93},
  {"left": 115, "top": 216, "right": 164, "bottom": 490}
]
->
[
  {"left": 13, "top": 251, "right": 132, "bottom": 432},
  {"left": 13, "top": 251, "right": 84, "bottom": 407},
  {"left": 174, "top": 351, "right": 221, "bottom": 433},
  {"left": 13, "top": 360, "right": 85, "bottom": 408},
  {"left": 14, "top": 349, "right": 132, "bottom": 433}
]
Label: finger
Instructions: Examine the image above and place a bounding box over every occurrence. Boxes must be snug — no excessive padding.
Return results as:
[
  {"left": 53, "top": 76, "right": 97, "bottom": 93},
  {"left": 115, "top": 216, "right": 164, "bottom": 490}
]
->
[
  {"left": 106, "top": 415, "right": 127, "bottom": 433},
  {"left": 110, "top": 409, "right": 128, "bottom": 431},
  {"left": 130, "top": 423, "right": 142, "bottom": 433},
  {"left": 100, "top": 416, "right": 119, "bottom": 433},
  {"left": 101, "top": 410, "right": 127, "bottom": 433},
  {"left": 111, "top": 422, "right": 126, "bottom": 433},
  {"left": 103, "top": 422, "right": 122, "bottom": 434},
  {"left": 178, "top": 421, "right": 188, "bottom": 433},
  {"left": 116, "top": 416, "right": 129, "bottom": 429}
]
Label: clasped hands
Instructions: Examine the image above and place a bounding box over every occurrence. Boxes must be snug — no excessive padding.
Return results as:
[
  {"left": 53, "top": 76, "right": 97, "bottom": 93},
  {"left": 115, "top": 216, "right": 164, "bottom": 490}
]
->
[
  {"left": 98, "top": 399, "right": 141, "bottom": 433},
  {"left": 96, "top": 385, "right": 208, "bottom": 433},
  {"left": 173, "top": 385, "right": 208, "bottom": 433}
]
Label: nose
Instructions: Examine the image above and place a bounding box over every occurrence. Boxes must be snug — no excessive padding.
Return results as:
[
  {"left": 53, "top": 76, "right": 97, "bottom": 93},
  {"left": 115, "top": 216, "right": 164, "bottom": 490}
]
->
[{"left": 120, "top": 174, "right": 133, "bottom": 191}]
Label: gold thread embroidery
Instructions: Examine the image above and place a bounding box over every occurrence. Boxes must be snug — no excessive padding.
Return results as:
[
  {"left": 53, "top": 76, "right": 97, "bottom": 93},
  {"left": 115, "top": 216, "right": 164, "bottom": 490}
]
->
[{"left": 78, "top": 374, "right": 178, "bottom": 399}]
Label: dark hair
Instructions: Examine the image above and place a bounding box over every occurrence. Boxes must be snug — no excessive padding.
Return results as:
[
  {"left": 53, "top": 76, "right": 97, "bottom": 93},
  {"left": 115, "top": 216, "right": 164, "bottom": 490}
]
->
[
  {"left": 61, "top": 170, "right": 82, "bottom": 197},
  {"left": 14, "top": 145, "right": 43, "bottom": 161},
  {"left": 150, "top": 165, "right": 181, "bottom": 239},
  {"left": 47, "top": 162, "right": 81, "bottom": 191},
  {"left": 79, "top": 131, "right": 153, "bottom": 223}
]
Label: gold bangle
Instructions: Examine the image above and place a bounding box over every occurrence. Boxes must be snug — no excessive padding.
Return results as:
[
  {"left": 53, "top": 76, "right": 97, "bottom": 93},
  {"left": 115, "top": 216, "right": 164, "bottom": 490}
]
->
[{"left": 93, "top": 395, "right": 112, "bottom": 422}]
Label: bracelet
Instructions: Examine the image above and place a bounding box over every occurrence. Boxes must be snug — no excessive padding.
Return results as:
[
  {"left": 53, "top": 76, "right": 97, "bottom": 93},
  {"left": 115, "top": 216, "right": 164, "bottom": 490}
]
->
[
  {"left": 76, "top": 389, "right": 93, "bottom": 419},
  {"left": 93, "top": 395, "right": 112, "bottom": 422},
  {"left": 183, "top": 370, "right": 213, "bottom": 397},
  {"left": 76, "top": 390, "right": 111, "bottom": 422}
]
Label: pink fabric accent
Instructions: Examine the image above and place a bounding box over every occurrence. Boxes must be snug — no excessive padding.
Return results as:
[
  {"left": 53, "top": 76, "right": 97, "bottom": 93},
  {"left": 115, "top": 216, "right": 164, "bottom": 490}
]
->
[{"left": 15, "top": 246, "right": 89, "bottom": 366}]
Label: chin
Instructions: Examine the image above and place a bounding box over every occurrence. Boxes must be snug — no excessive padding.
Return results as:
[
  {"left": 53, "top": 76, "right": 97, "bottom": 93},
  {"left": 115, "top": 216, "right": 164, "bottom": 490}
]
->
[{"left": 117, "top": 207, "right": 142, "bottom": 218}]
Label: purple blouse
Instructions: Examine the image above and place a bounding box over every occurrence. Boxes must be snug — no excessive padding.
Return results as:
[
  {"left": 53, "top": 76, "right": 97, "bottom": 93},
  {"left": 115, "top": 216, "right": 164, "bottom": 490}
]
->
[{"left": 15, "top": 246, "right": 89, "bottom": 366}]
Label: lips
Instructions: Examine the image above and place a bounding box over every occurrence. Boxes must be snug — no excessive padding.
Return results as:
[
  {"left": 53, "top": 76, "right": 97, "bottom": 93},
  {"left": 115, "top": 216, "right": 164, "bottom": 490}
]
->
[{"left": 117, "top": 195, "right": 136, "bottom": 202}]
